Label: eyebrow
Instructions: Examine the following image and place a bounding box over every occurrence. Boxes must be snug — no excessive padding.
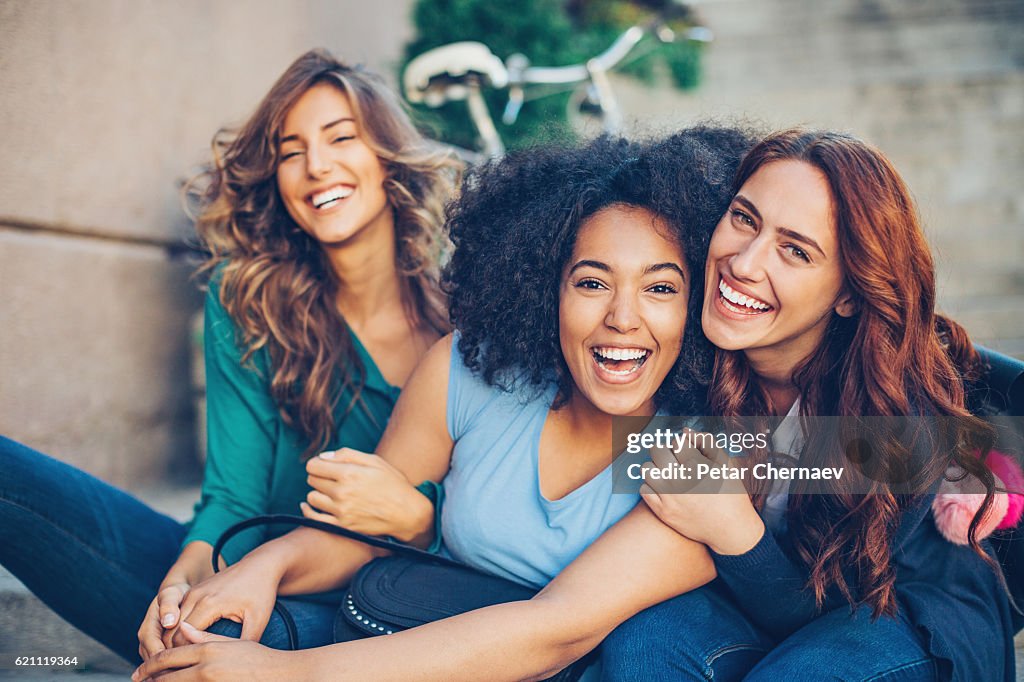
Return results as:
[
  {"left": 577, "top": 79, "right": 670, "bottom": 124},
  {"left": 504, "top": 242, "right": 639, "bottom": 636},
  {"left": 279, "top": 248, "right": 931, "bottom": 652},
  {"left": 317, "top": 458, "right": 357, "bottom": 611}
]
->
[
  {"left": 777, "top": 227, "right": 826, "bottom": 258},
  {"left": 732, "top": 194, "right": 826, "bottom": 259},
  {"left": 568, "top": 260, "right": 686, "bottom": 280},
  {"left": 280, "top": 117, "right": 355, "bottom": 144}
]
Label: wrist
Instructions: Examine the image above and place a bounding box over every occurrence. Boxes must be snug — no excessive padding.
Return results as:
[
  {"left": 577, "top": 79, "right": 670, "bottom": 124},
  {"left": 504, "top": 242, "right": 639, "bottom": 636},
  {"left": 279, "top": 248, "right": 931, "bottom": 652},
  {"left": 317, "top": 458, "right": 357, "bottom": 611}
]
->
[
  {"left": 707, "top": 509, "right": 765, "bottom": 556},
  {"left": 245, "top": 539, "right": 293, "bottom": 585},
  {"left": 394, "top": 489, "right": 435, "bottom": 545}
]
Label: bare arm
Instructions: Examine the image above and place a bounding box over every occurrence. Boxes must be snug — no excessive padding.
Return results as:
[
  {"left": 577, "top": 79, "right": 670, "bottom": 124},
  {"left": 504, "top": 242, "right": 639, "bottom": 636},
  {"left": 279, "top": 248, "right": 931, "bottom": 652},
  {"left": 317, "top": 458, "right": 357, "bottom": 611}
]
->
[
  {"left": 278, "top": 333, "right": 455, "bottom": 591},
  {"left": 137, "top": 504, "right": 716, "bottom": 681},
  {"left": 298, "top": 334, "right": 456, "bottom": 548},
  {"left": 167, "top": 336, "right": 457, "bottom": 636}
]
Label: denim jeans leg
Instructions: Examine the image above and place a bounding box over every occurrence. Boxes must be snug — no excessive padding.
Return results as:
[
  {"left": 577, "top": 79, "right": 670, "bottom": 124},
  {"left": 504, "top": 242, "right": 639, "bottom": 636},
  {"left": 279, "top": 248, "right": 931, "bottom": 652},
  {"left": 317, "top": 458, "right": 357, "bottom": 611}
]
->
[
  {"left": 0, "top": 436, "right": 187, "bottom": 663},
  {"left": 600, "top": 581, "right": 773, "bottom": 682},
  {"left": 207, "top": 597, "right": 341, "bottom": 649},
  {"left": 745, "top": 605, "right": 938, "bottom": 682}
]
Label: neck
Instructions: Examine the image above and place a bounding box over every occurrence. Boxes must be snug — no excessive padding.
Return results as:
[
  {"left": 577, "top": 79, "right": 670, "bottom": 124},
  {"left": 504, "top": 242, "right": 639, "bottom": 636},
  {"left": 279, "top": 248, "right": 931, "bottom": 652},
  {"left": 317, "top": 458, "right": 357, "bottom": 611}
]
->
[
  {"left": 323, "top": 210, "right": 405, "bottom": 329},
  {"left": 560, "top": 390, "right": 614, "bottom": 441},
  {"left": 745, "top": 350, "right": 801, "bottom": 416}
]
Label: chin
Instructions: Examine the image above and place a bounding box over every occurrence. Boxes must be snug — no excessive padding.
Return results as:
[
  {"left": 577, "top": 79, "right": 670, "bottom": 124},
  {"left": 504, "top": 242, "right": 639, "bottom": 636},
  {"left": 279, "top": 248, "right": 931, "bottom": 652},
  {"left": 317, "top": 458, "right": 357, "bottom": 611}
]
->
[{"left": 596, "top": 397, "right": 653, "bottom": 418}]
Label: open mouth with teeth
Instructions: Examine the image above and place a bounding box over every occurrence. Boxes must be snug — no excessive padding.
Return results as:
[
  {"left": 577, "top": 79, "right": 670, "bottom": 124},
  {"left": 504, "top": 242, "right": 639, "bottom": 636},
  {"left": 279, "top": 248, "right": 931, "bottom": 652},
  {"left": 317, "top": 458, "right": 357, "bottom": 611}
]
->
[
  {"left": 310, "top": 185, "right": 354, "bottom": 210},
  {"left": 718, "top": 278, "right": 774, "bottom": 315},
  {"left": 591, "top": 346, "right": 651, "bottom": 376}
]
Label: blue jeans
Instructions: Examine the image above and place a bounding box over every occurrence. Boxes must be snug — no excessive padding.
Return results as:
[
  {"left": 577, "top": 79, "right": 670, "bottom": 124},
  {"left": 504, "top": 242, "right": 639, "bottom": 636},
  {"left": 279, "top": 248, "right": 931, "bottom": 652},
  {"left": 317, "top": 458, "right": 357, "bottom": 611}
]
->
[
  {"left": 600, "top": 582, "right": 937, "bottom": 682},
  {"left": 0, "top": 436, "right": 187, "bottom": 663},
  {"left": 207, "top": 598, "right": 343, "bottom": 648},
  {"left": 0, "top": 436, "right": 347, "bottom": 662}
]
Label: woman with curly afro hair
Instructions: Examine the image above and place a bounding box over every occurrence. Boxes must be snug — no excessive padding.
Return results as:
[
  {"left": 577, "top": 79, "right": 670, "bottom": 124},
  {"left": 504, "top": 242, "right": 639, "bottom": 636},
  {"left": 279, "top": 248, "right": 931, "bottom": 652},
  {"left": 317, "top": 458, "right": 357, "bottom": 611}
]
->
[{"left": 133, "top": 126, "right": 757, "bottom": 682}]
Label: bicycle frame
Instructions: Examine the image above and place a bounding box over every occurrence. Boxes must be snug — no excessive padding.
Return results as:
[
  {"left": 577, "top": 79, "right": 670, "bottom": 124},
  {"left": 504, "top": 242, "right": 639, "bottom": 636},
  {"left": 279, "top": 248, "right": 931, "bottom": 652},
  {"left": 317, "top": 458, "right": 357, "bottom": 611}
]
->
[{"left": 403, "top": 2, "right": 711, "bottom": 159}]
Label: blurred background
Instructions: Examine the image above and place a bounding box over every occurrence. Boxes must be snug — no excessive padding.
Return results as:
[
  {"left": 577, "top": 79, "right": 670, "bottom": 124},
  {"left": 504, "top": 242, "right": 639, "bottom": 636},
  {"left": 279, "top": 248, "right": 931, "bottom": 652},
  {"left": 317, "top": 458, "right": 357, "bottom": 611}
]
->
[
  {"left": 1, "top": 0, "right": 1022, "bottom": 489},
  {"left": 0, "top": 0, "right": 1022, "bottom": 674}
]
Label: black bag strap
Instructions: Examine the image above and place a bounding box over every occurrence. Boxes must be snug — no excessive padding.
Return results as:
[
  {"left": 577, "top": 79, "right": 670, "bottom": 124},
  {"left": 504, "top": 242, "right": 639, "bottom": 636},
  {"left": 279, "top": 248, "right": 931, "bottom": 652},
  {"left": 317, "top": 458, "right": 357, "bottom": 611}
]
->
[{"left": 211, "top": 514, "right": 465, "bottom": 574}]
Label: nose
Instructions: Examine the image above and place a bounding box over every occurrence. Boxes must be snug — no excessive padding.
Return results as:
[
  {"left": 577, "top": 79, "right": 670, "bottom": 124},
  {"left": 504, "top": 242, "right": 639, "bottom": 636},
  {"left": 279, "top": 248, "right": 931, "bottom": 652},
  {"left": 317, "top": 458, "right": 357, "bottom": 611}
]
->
[
  {"left": 605, "top": 289, "right": 642, "bottom": 333},
  {"left": 305, "top": 143, "right": 332, "bottom": 178},
  {"left": 728, "top": 232, "right": 770, "bottom": 283}
]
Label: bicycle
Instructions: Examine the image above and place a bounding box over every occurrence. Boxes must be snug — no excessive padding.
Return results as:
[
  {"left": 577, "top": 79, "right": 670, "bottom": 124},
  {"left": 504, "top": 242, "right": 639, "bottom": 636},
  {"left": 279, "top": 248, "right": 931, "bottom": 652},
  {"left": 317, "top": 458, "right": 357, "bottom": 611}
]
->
[{"left": 402, "top": 0, "right": 712, "bottom": 162}]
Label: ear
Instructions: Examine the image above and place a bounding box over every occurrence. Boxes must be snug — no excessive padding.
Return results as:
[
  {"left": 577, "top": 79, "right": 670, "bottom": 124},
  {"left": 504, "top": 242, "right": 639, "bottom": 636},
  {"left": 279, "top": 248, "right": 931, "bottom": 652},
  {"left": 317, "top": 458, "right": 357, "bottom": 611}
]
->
[{"left": 834, "top": 292, "right": 857, "bottom": 318}]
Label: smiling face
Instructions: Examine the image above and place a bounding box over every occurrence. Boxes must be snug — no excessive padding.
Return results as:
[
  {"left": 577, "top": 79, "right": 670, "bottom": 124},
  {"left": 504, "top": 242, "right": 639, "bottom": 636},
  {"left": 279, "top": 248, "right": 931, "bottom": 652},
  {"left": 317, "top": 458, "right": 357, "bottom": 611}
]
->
[
  {"left": 275, "top": 82, "right": 392, "bottom": 249},
  {"left": 559, "top": 205, "right": 689, "bottom": 417},
  {"left": 702, "top": 159, "right": 855, "bottom": 378}
]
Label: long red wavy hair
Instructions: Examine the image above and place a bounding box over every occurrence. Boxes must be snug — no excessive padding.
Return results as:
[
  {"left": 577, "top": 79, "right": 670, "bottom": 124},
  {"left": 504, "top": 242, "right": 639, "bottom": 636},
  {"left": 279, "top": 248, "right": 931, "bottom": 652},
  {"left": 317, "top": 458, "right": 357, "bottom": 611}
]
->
[{"left": 710, "top": 129, "right": 995, "bottom": 617}]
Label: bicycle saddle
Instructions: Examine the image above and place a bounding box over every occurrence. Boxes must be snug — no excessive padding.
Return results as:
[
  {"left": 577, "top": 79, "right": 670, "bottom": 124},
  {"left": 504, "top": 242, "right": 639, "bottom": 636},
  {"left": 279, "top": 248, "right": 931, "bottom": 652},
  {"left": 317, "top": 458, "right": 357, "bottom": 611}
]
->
[{"left": 404, "top": 42, "right": 509, "bottom": 107}]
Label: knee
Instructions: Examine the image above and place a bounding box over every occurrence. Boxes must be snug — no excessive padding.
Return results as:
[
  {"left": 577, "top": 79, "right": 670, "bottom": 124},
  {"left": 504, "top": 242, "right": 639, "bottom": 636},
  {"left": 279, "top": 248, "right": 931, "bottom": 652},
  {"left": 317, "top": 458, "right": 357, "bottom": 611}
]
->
[
  {"left": 600, "top": 605, "right": 682, "bottom": 681},
  {"left": 600, "top": 589, "right": 769, "bottom": 682}
]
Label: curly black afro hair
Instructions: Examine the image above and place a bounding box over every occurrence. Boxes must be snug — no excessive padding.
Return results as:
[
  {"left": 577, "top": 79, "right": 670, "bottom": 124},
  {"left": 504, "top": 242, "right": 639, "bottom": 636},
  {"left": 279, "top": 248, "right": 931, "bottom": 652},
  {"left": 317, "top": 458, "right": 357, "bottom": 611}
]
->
[{"left": 443, "top": 125, "right": 757, "bottom": 415}]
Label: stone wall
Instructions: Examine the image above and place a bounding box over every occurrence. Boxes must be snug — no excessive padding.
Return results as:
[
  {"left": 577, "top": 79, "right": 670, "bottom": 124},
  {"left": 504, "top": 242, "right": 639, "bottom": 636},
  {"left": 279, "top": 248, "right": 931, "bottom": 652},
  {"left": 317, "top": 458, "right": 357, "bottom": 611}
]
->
[
  {"left": 0, "top": 0, "right": 415, "bottom": 487},
  {"left": 1, "top": 0, "right": 1020, "bottom": 490},
  {"left": 615, "top": 0, "right": 1024, "bottom": 356}
]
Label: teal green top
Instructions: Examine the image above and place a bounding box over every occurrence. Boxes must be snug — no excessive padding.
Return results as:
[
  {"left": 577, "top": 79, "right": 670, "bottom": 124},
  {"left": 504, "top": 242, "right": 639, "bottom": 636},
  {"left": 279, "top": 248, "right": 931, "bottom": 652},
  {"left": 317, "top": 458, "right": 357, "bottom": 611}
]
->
[{"left": 184, "top": 280, "right": 435, "bottom": 564}]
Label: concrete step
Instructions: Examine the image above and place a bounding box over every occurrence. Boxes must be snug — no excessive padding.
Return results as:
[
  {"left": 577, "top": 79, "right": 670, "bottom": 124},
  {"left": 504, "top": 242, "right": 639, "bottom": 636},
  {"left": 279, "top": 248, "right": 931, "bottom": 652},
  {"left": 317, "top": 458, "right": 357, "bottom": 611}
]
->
[{"left": 0, "top": 485, "right": 198, "bottom": 677}]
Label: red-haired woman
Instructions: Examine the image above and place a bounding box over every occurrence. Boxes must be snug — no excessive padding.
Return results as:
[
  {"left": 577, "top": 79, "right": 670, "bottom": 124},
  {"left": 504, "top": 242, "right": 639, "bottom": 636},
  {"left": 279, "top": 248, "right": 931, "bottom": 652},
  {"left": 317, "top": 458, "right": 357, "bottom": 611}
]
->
[{"left": 599, "top": 129, "right": 1015, "bottom": 681}]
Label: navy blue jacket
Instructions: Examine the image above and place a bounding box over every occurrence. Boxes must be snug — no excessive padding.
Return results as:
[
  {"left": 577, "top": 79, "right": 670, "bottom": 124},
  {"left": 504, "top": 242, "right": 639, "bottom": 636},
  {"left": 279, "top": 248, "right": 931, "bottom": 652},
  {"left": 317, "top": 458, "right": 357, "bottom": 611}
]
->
[{"left": 713, "top": 494, "right": 1014, "bottom": 681}]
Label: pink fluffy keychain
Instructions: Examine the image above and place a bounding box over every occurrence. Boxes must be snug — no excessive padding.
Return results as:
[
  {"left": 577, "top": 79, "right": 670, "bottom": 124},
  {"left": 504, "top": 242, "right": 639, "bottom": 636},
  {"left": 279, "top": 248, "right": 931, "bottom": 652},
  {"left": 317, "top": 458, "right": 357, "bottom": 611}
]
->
[{"left": 932, "top": 451, "right": 1024, "bottom": 545}]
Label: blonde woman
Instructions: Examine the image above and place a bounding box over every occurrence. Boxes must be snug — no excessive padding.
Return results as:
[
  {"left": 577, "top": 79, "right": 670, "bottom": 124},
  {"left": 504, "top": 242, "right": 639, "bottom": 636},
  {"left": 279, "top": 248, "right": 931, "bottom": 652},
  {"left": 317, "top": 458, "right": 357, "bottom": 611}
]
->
[{"left": 0, "top": 49, "right": 459, "bottom": 664}]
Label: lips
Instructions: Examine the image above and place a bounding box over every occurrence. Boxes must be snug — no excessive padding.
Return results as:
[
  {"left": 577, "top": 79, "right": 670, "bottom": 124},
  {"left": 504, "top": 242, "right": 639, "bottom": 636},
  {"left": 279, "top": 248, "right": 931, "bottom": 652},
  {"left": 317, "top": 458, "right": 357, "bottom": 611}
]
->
[
  {"left": 591, "top": 346, "right": 651, "bottom": 376},
  {"left": 309, "top": 185, "right": 354, "bottom": 210},
  {"left": 717, "top": 277, "right": 774, "bottom": 315}
]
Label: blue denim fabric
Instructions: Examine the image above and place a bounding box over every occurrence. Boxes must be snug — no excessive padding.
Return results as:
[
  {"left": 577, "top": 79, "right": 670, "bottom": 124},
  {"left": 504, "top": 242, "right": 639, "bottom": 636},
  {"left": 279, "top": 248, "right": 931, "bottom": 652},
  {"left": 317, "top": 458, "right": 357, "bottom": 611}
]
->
[
  {"left": 0, "top": 436, "right": 187, "bottom": 663},
  {"left": 207, "top": 598, "right": 341, "bottom": 649},
  {"left": 600, "top": 582, "right": 937, "bottom": 682},
  {"left": 600, "top": 582, "right": 773, "bottom": 681}
]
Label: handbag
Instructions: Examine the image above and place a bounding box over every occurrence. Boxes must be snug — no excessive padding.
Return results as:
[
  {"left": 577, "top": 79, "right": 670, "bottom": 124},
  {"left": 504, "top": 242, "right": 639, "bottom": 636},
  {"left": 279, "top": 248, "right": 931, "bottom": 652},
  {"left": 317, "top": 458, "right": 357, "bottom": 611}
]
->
[{"left": 214, "top": 515, "right": 597, "bottom": 681}]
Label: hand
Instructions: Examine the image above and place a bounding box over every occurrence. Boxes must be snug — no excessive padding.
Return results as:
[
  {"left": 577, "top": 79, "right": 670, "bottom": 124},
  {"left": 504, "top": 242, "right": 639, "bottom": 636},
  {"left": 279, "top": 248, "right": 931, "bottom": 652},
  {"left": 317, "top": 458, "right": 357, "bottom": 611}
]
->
[
  {"left": 138, "top": 582, "right": 190, "bottom": 660},
  {"left": 303, "top": 448, "right": 433, "bottom": 542},
  {"left": 133, "top": 623, "right": 296, "bottom": 681},
  {"left": 641, "top": 429, "right": 765, "bottom": 556},
  {"left": 163, "top": 554, "right": 282, "bottom": 650}
]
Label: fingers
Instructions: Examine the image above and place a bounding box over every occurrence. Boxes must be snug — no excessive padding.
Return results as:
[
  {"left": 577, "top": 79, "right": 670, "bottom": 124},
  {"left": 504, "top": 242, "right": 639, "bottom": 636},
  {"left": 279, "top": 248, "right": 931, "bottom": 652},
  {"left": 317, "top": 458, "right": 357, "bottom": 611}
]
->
[
  {"left": 181, "top": 621, "right": 234, "bottom": 644},
  {"left": 333, "top": 448, "right": 378, "bottom": 466},
  {"left": 132, "top": 643, "right": 203, "bottom": 681},
  {"left": 648, "top": 444, "right": 677, "bottom": 470},
  {"left": 238, "top": 611, "right": 270, "bottom": 642},
  {"left": 138, "top": 583, "right": 189, "bottom": 659},
  {"left": 305, "top": 489, "right": 337, "bottom": 515},
  {"left": 157, "top": 583, "right": 189, "bottom": 629},
  {"left": 300, "top": 501, "right": 340, "bottom": 526},
  {"left": 305, "top": 448, "right": 376, "bottom": 477},
  {"left": 138, "top": 599, "right": 168, "bottom": 660}
]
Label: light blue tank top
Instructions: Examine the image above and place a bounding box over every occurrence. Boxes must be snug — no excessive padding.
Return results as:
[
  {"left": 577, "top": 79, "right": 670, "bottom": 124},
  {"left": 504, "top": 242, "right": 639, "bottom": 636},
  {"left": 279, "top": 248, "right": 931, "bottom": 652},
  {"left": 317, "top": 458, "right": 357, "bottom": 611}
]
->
[{"left": 440, "top": 335, "right": 641, "bottom": 589}]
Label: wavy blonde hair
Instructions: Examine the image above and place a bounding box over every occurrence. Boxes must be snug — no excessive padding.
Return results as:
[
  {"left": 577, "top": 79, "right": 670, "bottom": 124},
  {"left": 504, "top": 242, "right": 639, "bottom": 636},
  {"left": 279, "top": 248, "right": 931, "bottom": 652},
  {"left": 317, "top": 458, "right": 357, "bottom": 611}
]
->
[{"left": 192, "top": 49, "right": 459, "bottom": 458}]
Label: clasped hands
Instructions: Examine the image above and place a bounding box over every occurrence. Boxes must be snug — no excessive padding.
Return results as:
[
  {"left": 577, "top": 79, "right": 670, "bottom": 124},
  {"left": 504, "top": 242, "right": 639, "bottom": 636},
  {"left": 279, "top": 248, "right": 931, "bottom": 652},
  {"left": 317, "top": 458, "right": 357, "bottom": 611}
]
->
[{"left": 135, "top": 447, "right": 427, "bottom": 677}]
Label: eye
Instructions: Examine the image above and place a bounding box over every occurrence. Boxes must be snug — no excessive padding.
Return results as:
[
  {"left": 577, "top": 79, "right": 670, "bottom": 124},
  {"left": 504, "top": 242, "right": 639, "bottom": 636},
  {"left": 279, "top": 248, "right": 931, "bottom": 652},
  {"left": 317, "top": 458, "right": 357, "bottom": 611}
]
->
[
  {"left": 647, "top": 283, "right": 679, "bottom": 295},
  {"left": 784, "top": 244, "right": 811, "bottom": 263},
  {"left": 730, "top": 208, "right": 755, "bottom": 229},
  {"left": 279, "top": 149, "right": 303, "bottom": 161},
  {"left": 574, "top": 278, "right": 606, "bottom": 291},
  {"left": 332, "top": 135, "right": 355, "bottom": 144}
]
